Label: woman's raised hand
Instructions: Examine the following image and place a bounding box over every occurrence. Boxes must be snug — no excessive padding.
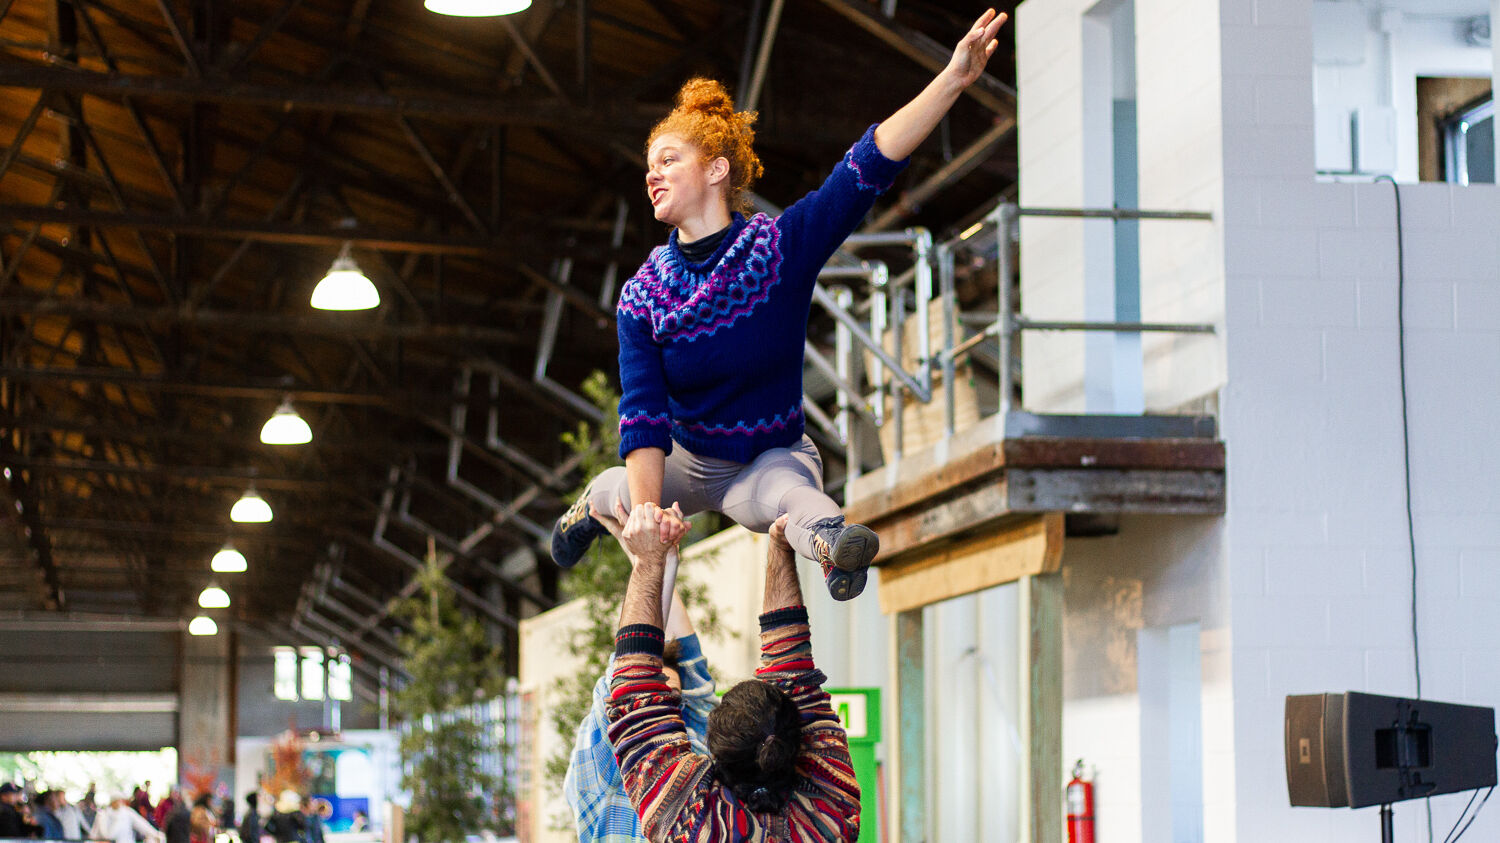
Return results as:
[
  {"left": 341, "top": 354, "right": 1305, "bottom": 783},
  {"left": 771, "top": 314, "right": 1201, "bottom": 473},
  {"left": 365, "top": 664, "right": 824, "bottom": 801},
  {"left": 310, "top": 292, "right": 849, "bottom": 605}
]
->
[{"left": 945, "top": 8, "right": 1007, "bottom": 89}]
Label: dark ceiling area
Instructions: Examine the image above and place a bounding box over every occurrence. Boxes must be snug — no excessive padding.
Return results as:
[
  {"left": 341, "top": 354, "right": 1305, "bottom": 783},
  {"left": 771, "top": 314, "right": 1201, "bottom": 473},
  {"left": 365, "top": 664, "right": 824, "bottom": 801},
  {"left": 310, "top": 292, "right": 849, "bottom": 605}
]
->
[{"left": 0, "top": 0, "right": 1016, "bottom": 667}]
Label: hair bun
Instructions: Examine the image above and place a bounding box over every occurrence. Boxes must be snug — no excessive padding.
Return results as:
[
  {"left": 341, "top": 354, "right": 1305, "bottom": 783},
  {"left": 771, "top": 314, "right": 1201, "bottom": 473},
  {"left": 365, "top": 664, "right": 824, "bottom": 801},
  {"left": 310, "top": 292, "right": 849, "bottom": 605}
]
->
[{"left": 676, "top": 77, "right": 736, "bottom": 119}]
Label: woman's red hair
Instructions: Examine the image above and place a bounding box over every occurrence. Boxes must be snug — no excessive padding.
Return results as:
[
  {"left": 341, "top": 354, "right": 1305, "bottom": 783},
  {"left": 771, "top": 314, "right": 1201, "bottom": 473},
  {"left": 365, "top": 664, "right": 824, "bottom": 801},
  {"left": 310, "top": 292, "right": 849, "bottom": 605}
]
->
[{"left": 647, "top": 78, "right": 764, "bottom": 213}]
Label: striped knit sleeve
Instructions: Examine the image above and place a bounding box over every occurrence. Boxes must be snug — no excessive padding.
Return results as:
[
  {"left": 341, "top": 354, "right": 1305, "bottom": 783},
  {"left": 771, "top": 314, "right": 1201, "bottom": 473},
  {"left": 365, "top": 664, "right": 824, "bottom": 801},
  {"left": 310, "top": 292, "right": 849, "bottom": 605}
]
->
[
  {"left": 616, "top": 298, "right": 673, "bottom": 459},
  {"left": 606, "top": 630, "right": 712, "bottom": 842},
  {"left": 754, "top": 607, "right": 862, "bottom": 840}
]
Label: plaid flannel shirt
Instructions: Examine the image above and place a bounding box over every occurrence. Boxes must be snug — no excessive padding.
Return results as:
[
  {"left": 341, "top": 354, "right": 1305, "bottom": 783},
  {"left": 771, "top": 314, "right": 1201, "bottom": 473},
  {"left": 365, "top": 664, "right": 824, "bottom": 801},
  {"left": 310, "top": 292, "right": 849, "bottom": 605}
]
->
[{"left": 564, "top": 633, "right": 715, "bottom": 843}]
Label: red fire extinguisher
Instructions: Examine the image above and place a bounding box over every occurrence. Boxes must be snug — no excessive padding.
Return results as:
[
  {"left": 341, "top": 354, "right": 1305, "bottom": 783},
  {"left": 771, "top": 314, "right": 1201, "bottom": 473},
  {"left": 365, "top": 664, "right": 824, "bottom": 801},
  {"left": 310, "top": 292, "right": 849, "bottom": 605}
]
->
[{"left": 1066, "top": 759, "right": 1095, "bottom": 843}]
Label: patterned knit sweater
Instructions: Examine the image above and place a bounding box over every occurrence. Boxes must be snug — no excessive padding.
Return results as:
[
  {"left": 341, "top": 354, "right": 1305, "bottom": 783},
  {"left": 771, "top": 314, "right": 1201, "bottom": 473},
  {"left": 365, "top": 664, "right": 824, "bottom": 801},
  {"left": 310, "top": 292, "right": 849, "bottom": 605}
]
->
[
  {"left": 607, "top": 607, "right": 861, "bottom": 843},
  {"left": 617, "top": 125, "right": 908, "bottom": 462}
]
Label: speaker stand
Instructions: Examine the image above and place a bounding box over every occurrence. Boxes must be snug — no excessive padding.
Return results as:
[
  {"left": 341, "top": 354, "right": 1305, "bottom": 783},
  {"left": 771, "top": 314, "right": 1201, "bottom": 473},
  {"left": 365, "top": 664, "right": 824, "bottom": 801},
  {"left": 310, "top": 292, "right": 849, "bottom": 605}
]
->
[{"left": 1379, "top": 804, "right": 1393, "bottom": 843}]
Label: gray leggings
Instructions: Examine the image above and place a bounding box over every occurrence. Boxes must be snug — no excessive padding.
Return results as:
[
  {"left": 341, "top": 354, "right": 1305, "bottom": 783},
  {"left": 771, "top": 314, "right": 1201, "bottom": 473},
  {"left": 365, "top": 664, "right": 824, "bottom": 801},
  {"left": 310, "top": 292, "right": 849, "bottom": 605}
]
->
[{"left": 587, "top": 435, "right": 844, "bottom": 562}]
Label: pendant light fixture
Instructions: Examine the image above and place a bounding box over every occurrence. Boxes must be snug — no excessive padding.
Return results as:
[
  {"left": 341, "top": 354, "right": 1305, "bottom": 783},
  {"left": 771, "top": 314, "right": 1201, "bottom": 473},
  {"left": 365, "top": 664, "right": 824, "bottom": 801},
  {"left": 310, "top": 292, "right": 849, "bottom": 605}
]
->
[
  {"left": 424, "top": 0, "right": 530, "bottom": 16},
  {"left": 260, "top": 398, "right": 312, "bottom": 445},
  {"left": 311, "top": 243, "right": 380, "bottom": 311},
  {"left": 211, "top": 543, "right": 247, "bottom": 573},
  {"left": 198, "top": 584, "right": 230, "bottom": 609},
  {"left": 231, "top": 486, "right": 273, "bottom": 523},
  {"left": 188, "top": 615, "right": 219, "bottom": 636}
]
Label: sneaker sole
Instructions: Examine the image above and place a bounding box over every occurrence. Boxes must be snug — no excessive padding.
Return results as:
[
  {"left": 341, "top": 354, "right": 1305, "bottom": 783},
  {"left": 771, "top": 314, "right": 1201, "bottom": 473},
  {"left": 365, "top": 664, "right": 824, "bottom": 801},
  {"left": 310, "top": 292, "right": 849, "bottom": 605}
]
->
[
  {"left": 827, "top": 568, "right": 868, "bottom": 602},
  {"left": 830, "top": 524, "right": 879, "bottom": 572}
]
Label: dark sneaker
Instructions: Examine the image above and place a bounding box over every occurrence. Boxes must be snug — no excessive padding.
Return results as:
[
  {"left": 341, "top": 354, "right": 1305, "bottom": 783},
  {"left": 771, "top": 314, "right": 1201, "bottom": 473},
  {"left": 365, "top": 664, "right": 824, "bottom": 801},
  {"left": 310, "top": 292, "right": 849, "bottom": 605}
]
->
[
  {"left": 808, "top": 516, "right": 879, "bottom": 601},
  {"left": 550, "top": 488, "right": 606, "bottom": 568}
]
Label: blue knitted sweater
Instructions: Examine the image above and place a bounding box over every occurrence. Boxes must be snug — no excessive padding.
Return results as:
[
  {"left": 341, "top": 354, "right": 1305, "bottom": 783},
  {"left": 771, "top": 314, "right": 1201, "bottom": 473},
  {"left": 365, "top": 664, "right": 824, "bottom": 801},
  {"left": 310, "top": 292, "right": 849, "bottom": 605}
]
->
[{"left": 617, "top": 125, "right": 908, "bottom": 462}]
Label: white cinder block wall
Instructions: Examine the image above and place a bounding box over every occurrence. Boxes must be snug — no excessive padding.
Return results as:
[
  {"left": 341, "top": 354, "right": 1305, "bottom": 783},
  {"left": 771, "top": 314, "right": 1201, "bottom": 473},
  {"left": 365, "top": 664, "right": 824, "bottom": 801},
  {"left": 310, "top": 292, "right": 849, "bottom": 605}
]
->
[
  {"left": 1022, "top": 0, "right": 1500, "bottom": 841},
  {"left": 1221, "top": 0, "right": 1500, "bottom": 841}
]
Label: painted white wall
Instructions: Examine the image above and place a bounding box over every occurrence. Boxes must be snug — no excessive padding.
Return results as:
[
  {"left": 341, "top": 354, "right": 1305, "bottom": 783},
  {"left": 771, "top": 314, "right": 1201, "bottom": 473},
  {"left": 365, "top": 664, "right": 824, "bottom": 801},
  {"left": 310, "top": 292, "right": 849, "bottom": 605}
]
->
[
  {"left": 1060, "top": 516, "right": 1231, "bottom": 843},
  {"left": 1223, "top": 1, "right": 1500, "bottom": 841},
  {"left": 1310, "top": 0, "right": 1494, "bottom": 181},
  {"left": 1018, "top": 0, "right": 1226, "bottom": 414}
]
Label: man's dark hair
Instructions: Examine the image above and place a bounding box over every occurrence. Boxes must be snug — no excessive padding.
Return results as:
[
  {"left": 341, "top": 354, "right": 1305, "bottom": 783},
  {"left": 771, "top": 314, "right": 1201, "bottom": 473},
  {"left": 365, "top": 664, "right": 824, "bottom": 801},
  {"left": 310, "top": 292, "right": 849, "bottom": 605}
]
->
[
  {"left": 245, "top": 793, "right": 258, "bottom": 809},
  {"left": 706, "top": 679, "right": 801, "bottom": 811}
]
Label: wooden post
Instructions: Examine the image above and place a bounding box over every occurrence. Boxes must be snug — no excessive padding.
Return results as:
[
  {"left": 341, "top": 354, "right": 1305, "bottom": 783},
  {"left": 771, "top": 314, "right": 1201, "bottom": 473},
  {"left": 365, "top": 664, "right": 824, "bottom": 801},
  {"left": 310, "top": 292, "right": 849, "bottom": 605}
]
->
[
  {"left": 1018, "top": 572, "right": 1063, "bottom": 843},
  {"left": 895, "top": 608, "right": 926, "bottom": 842}
]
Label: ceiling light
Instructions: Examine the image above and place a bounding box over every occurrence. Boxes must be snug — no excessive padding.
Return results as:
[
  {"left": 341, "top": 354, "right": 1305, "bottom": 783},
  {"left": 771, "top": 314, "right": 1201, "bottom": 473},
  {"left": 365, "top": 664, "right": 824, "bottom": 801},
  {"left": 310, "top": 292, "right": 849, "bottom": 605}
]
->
[
  {"left": 211, "top": 544, "right": 247, "bottom": 573},
  {"left": 198, "top": 584, "right": 230, "bottom": 609},
  {"left": 260, "top": 399, "right": 312, "bottom": 445},
  {"left": 424, "top": 0, "right": 531, "bottom": 16},
  {"left": 231, "top": 487, "right": 273, "bottom": 523},
  {"left": 188, "top": 615, "right": 218, "bottom": 636},
  {"left": 311, "top": 245, "right": 379, "bottom": 311}
]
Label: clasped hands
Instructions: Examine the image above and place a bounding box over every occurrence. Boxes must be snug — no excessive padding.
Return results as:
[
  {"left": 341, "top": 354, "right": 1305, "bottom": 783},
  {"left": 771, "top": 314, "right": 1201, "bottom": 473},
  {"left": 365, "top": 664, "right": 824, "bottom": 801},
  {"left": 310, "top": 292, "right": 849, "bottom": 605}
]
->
[{"left": 592, "top": 500, "right": 685, "bottom": 566}]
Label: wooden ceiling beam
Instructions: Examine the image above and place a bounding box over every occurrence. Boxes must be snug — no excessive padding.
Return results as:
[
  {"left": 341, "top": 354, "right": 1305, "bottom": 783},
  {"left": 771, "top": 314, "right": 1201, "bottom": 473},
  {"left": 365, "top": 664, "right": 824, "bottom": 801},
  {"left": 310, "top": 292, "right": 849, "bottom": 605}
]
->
[
  {"left": 0, "top": 296, "right": 526, "bottom": 345},
  {"left": 0, "top": 63, "right": 659, "bottom": 129},
  {"left": 0, "top": 202, "right": 642, "bottom": 264},
  {"left": 812, "top": 0, "right": 1015, "bottom": 117}
]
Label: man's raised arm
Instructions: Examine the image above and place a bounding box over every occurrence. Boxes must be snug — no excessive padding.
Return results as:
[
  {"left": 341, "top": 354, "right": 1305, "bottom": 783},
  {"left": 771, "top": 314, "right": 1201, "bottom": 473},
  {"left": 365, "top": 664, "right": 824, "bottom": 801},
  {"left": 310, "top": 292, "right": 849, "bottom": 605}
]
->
[{"left": 762, "top": 514, "right": 804, "bottom": 614}]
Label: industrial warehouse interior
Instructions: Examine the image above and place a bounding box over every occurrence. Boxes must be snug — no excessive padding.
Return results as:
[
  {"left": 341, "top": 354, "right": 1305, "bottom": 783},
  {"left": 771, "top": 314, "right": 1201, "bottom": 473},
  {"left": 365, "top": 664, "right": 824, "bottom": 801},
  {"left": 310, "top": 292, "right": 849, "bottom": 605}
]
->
[{"left": 1, "top": 0, "right": 1497, "bottom": 841}]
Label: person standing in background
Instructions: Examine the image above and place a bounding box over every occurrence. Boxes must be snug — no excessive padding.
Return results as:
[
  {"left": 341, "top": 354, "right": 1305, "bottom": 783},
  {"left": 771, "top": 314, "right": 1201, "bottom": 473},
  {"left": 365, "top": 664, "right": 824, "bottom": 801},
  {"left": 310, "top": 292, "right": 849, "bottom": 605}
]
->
[
  {"left": 91, "top": 794, "right": 162, "bottom": 843},
  {"left": 237, "top": 794, "right": 262, "bottom": 843},
  {"left": 1, "top": 783, "right": 42, "bottom": 838},
  {"left": 188, "top": 795, "right": 217, "bottom": 843}
]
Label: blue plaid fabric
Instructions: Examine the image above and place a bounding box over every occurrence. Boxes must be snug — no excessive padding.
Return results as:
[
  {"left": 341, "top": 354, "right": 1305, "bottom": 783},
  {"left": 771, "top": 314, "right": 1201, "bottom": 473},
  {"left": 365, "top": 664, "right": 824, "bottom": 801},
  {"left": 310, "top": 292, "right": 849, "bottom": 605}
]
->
[{"left": 563, "top": 633, "right": 714, "bottom": 843}]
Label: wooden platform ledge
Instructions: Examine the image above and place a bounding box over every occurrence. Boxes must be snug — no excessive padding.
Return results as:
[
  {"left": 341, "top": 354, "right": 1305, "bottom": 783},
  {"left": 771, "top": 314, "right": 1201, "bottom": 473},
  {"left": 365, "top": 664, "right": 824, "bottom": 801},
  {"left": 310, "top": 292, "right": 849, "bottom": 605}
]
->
[{"left": 846, "top": 413, "right": 1225, "bottom": 568}]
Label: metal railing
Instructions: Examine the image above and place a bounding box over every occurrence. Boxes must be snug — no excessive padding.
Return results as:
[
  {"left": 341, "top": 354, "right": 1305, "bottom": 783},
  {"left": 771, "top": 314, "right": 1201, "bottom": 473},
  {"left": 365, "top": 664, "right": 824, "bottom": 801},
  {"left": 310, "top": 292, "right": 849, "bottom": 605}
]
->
[{"left": 808, "top": 201, "right": 1217, "bottom": 481}]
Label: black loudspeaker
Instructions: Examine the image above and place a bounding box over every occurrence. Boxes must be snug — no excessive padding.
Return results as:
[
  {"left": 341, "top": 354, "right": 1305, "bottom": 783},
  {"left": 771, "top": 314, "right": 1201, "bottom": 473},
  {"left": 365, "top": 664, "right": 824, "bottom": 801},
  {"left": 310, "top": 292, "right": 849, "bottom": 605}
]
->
[{"left": 1286, "top": 691, "right": 1498, "bottom": 809}]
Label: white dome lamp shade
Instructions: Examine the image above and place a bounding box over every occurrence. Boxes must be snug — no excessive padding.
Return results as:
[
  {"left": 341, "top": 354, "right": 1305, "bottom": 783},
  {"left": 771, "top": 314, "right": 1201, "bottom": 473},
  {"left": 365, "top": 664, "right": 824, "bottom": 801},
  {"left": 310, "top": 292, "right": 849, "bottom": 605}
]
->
[
  {"left": 260, "top": 399, "right": 312, "bottom": 445},
  {"left": 425, "top": 0, "right": 530, "bottom": 16},
  {"left": 231, "top": 486, "right": 273, "bottom": 523},
  {"left": 311, "top": 245, "right": 380, "bottom": 311},
  {"left": 188, "top": 615, "right": 219, "bottom": 636},
  {"left": 198, "top": 584, "right": 230, "bottom": 609},
  {"left": 211, "top": 543, "right": 247, "bottom": 573}
]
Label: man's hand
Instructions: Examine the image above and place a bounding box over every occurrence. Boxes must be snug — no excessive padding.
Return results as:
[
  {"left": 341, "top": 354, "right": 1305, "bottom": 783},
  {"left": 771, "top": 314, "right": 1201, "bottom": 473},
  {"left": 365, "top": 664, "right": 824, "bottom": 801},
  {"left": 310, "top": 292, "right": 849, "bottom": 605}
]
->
[
  {"left": 768, "top": 513, "right": 791, "bottom": 553},
  {"left": 762, "top": 514, "right": 802, "bottom": 612},
  {"left": 616, "top": 503, "right": 674, "bottom": 630},
  {"left": 619, "top": 502, "right": 672, "bottom": 569}
]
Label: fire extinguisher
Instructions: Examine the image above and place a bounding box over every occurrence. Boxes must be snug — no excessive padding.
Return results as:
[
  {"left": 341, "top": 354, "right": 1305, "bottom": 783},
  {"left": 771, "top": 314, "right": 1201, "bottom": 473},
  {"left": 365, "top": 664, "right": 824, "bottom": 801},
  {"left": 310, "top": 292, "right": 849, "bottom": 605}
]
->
[{"left": 1066, "top": 759, "right": 1095, "bottom": 843}]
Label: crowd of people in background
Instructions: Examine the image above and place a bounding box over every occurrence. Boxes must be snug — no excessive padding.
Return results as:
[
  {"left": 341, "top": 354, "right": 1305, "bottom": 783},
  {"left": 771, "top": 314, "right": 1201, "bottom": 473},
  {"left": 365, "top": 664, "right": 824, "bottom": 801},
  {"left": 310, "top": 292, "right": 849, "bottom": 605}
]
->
[
  {"left": 0, "top": 778, "right": 340, "bottom": 843},
  {"left": 0, "top": 779, "right": 265, "bottom": 843}
]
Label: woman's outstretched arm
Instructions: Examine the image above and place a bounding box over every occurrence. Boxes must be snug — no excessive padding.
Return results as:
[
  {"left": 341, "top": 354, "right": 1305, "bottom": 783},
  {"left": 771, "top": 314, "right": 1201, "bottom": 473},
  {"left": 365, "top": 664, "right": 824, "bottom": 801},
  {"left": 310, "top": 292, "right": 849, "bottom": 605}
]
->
[{"left": 873, "top": 8, "right": 1008, "bottom": 161}]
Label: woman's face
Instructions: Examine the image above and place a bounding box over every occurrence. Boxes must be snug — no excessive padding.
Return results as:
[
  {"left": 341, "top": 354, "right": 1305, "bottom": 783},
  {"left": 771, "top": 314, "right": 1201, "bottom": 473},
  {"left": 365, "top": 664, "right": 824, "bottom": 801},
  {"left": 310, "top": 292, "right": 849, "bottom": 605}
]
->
[{"left": 646, "top": 133, "right": 717, "bottom": 227}]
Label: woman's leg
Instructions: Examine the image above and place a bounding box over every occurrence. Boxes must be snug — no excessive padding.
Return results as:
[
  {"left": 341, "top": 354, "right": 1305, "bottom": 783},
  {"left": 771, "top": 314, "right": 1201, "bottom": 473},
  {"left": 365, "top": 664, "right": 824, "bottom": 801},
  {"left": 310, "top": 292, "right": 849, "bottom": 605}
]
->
[
  {"left": 584, "top": 447, "right": 716, "bottom": 519},
  {"left": 718, "top": 437, "right": 839, "bottom": 550},
  {"left": 719, "top": 437, "right": 877, "bottom": 600},
  {"left": 554, "top": 449, "right": 712, "bottom": 568}
]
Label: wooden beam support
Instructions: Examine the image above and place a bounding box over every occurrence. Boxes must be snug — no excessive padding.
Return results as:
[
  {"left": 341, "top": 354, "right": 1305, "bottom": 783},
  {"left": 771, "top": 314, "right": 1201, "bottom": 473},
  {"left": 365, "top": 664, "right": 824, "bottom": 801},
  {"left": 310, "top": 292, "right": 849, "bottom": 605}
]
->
[
  {"left": 877, "top": 513, "right": 1062, "bottom": 614},
  {"left": 1018, "top": 572, "right": 1062, "bottom": 843},
  {"left": 894, "top": 608, "right": 925, "bottom": 843}
]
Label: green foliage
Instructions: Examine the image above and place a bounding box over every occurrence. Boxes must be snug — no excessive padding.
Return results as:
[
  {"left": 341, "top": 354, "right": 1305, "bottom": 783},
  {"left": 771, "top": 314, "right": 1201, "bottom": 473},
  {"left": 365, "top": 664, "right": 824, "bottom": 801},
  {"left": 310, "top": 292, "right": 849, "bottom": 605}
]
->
[
  {"left": 543, "top": 371, "right": 732, "bottom": 817},
  {"left": 392, "top": 551, "right": 509, "bottom": 843}
]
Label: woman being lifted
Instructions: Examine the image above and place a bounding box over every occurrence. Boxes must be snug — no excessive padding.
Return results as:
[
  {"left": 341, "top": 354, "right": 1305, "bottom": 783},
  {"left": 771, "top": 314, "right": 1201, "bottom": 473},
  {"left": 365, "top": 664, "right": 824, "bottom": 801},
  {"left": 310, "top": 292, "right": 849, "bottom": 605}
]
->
[{"left": 553, "top": 9, "right": 1009, "bottom": 602}]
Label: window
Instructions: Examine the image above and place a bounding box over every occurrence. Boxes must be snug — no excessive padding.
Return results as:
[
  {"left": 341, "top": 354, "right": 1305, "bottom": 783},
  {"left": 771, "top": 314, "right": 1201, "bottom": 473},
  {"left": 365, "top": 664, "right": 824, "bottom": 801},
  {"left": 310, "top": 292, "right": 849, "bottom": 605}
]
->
[
  {"left": 273, "top": 647, "right": 299, "bottom": 701},
  {"left": 300, "top": 646, "right": 325, "bottom": 701},
  {"left": 1443, "top": 97, "right": 1495, "bottom": 184},
  {"left": 327, "top": 653, "right": 353, "bottom": 702}
]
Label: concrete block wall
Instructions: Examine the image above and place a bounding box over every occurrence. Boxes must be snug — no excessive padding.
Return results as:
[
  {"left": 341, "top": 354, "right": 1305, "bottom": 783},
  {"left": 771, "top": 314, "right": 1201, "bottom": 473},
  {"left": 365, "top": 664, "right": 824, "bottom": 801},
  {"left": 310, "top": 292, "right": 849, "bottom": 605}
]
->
[
  {"left": 1018, "top": 0, "right": 1228, "bottom": 414},
  {"left": 1017, "top": 0, "right": 1091, "bottom": 411},
  {"left": 1221, "top": 1, "right": 1500, "bottom": 841},
  {"left": 1135, "top": 0, "right": 1228, "bottom": 411},
  {"left": 1060, "top": 515, "right": 1232, "bottom": 843}
]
